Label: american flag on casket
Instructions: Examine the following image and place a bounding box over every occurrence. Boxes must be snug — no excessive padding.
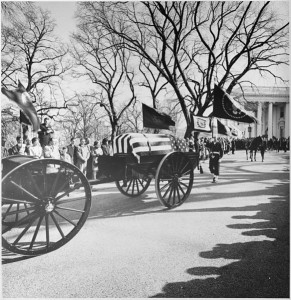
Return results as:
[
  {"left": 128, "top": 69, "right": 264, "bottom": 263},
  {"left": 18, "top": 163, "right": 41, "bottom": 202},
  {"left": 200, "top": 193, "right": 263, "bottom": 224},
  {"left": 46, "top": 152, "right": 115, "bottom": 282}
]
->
[{"left": 113, "top": 133, "right": 188, "bottom": 162}]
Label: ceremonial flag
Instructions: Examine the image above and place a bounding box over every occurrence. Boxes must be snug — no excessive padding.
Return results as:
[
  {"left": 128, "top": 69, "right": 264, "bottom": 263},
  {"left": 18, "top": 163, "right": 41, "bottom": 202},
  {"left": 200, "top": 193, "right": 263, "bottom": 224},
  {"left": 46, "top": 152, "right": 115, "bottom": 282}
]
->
[
  {"left": 217, "top": 119, "right": 231, "bottom": 136},
  {"left": 113, "top": 133, "right": 172, "bottom": 157},
  {"left": 1, "top": 81, "right": 40, "bottom": 131},
  {"left": 142, "top": 103, "right": 175, "bottom": 130},
  {"left": 228, "top": 125, "right": 238, "bottom": 137},
  {"left": 212, "top": 84, "right": 258, "bottom": 123},
  {"left": 211, "top": 117, "right": 218, "bottom": 137},
  {"left": 169, "top": 135, "right": 188, "bottom": 152},
  {"left": 192, "top": 115, "right": 211, "bottom": 132},
  {"left": 113, "top": 133, "right": 188, "bottom": 163},
  {"left": 20, "top": 111, "right": 31, "bottom": 125}
]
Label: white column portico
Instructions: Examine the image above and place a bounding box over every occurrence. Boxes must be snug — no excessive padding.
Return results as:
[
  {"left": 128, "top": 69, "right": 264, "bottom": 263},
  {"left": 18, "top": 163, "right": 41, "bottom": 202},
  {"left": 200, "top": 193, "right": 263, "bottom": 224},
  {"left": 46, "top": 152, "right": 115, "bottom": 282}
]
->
[
  {"left": 285, "top": 103, "right": 289, "bottom": 137},
  {"left": 268, "top": 102, "right": 273, "bottom": 140},
  {"left": 256, "top": 102, "right": 262, "bottom": 136},
  {"left": 228, "top": 86, "right": 289, "bottom": 139}
]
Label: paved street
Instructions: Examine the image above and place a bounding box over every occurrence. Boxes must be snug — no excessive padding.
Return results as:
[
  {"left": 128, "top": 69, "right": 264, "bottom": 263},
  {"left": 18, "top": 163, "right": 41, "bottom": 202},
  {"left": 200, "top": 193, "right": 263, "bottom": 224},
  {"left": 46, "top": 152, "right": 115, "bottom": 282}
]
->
[{"left": 2, "top": 149, "right": 289, "bottom": 298}]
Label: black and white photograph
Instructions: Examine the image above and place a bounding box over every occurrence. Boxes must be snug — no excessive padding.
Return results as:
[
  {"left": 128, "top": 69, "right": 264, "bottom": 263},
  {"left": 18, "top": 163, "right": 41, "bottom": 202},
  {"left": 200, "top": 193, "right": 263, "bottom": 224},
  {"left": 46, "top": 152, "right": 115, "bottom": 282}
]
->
[{"left": 1, "top": 0, "right": 289, "bottom": 298}]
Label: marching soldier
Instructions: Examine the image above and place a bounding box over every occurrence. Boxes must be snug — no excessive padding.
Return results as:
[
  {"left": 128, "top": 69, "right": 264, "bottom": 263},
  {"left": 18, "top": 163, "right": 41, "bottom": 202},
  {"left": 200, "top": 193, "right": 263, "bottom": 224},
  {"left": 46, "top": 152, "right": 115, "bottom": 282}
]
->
[{"left": 208, "top": 137, "right": 224, "bottom": 183}]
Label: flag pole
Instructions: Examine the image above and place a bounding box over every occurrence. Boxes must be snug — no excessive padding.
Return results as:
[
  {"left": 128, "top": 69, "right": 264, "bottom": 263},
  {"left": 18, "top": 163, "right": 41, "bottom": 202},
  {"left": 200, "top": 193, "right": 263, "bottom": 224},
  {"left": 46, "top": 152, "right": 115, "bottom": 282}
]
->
[
  {"left": 20, "top": 113, "right": 23, "bottom": 142},
  {"left": 212, "top": 117, "right": 218, "bottom": 138}
]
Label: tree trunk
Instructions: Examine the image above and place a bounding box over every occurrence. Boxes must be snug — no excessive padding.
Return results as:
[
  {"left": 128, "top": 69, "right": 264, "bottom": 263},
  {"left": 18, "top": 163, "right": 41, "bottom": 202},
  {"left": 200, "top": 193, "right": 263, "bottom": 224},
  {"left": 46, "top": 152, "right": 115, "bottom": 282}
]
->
[{"left": 184, "top": 114, "right": 194, "bottom": 138}]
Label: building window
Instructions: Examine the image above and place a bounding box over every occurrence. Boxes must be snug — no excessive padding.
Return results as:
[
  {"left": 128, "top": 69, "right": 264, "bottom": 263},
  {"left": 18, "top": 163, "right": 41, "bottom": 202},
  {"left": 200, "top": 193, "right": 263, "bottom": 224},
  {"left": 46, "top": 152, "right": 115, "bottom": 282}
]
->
[{"left": 280, "top": 107, "right": 284, "bottom": 118}]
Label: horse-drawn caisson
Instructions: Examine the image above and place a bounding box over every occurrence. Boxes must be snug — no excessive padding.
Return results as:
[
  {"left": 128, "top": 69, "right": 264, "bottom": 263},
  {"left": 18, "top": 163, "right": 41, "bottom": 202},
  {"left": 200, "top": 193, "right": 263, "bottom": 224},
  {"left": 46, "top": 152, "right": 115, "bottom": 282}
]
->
[
  {"left": 2, "top": 82, "right": 258, "bottom": 256},
  {"left": 2, "top": 133, "right": 199, "bottom": 256}
]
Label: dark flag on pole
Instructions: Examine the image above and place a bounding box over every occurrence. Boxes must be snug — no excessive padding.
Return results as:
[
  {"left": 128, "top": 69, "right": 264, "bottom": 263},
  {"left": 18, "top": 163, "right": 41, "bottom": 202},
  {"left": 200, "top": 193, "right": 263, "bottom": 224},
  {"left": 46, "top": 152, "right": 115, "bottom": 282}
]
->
[
  {"left": 213, "top": 84, "right": 257, "bottom": 123},
  {"left": 217, "top": 119, "right": 231, "bottom": 136},
  {"left": 1, "top": 80, "right": 40, "bottom": 131},
  {"left": 20, "top": 111, "right": 31, "bottom": 125},
  {"left": 142, "top": 103, "right": 175, "bottom": 130}
]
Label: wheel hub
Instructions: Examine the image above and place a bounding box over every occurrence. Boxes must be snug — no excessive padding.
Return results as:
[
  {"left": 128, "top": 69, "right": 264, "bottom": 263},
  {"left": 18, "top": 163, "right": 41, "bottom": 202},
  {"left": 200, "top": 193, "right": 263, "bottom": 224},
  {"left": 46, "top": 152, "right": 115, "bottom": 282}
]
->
[
  {"left": 43, "top": 197, "right": 55, "bottom": 213},
  {"left": 45, "top": 201, "right": 55, "bottom": 213},
  {"left": 172, "top": 174, "right": 179, "bottom": 185}
]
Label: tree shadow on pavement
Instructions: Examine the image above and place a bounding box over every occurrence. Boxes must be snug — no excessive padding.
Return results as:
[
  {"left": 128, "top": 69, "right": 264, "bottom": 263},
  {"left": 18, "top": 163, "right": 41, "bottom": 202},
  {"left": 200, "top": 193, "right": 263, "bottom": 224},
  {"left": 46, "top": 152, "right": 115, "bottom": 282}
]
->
[
  {"left": 151, "top": 184, "right": 289, "bottom": 298},
  {"left": 86, "top": 157, "right": 289, "bottom": 220},
  {"left": 87, "top": 150, "right": 289, "bottom": 220},
  {"left": 87, "top": 183, "right": 170, "bottom": 220}
]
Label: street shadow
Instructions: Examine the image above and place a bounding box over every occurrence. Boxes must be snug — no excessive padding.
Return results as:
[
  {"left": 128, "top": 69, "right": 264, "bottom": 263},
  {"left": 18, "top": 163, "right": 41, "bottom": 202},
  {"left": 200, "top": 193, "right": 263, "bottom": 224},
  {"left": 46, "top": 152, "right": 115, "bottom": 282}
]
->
[
  {"left": 87, "top": 163, "right": 288, "bottom": 219},
  {"left": 84, "top": 150, "right": 290, "bottom": 221},
  {"left": 151, "top": 181, "right": 289, "bottom": 298},
  {"left": 87, "top": 184, "right": 170, "bottom": 220}
]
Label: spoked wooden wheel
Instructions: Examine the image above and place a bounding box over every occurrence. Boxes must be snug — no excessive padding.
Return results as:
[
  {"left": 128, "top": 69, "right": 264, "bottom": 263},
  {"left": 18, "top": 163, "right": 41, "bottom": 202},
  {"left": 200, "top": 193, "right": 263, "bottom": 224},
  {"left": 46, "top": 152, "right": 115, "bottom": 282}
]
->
[
  {"left": 2, "top": 159, "right": 91, "bottom": 255},
  {"left": 115, "top": 177, "right": 152, "bottom": 197},
  {"left": 155, "top": 152, "right": 194, "bottom": 208}
]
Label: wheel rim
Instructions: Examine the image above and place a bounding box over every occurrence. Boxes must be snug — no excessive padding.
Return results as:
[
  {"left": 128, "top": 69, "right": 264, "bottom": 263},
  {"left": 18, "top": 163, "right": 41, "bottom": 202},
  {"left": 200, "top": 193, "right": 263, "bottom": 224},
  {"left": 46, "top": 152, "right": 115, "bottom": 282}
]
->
[
  {"left": 115, "top": 177, "right": 151, "bottom": 197},
  {"left": 155, "top": 152, "right": 194, "bottom": 208},
  {"left": 2, "top": 159, "right": 91, "bottom": 255}
]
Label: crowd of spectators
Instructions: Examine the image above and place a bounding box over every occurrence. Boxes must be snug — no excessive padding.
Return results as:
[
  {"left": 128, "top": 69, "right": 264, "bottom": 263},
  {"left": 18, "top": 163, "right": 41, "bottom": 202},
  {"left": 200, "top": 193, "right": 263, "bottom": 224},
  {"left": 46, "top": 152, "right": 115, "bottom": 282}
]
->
[
  {"left": 1, "top": 121, "right": 289, "bottom": 181},
  {"left": 1, "top": 133, "right": 113, "bottom": 179},
  {"left": 1, "top": 117, "right": 114, "bottom": 179}
]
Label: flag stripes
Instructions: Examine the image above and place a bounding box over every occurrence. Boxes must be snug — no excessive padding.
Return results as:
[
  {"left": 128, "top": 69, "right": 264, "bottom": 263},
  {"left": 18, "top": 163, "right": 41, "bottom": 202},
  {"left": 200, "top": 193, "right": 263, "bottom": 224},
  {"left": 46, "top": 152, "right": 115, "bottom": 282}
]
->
[
  {"left": 113, "top": 133, "right": 187, "bottom": 160},
  {"left": 113, "top": 133, "right": 131, "bottom": 154}
]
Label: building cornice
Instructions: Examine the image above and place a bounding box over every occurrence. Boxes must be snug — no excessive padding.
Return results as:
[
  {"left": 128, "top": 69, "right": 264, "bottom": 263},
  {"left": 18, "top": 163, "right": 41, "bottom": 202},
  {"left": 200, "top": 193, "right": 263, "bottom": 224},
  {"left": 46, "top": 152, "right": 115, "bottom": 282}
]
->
[{"left": 233, "top": 86, "right": 289, "bottom": 103}]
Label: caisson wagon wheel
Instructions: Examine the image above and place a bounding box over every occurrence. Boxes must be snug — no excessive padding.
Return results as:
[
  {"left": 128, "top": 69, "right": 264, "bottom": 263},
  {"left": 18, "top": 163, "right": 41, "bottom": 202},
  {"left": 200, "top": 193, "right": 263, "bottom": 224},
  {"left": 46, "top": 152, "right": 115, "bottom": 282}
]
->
[
  {"left": 115, "top": 177, "right": 152, "bottom": 197},
  {"left": 155, "top": 152, "right": 194, "bottom": 208},
  {"left": 2, "top": 159, "right": 91, "bottom": 255}
]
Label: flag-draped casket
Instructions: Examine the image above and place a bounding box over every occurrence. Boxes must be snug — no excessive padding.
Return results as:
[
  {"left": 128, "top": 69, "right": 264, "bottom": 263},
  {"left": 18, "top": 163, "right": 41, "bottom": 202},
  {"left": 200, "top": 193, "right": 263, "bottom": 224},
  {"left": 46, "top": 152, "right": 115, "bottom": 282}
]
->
[
  {"left": 113, "top": 133, "right": 188, "bottom": 162},
  {"left": 98, "top": 133, "right": 194, "bottom": 181}
]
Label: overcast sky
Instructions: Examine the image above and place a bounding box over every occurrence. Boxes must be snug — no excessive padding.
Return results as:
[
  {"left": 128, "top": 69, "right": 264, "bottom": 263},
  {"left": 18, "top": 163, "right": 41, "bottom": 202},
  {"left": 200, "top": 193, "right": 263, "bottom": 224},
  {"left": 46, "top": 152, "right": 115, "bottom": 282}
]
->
[{"left": 37, "top": 1, "right": 77, "bottom": 42}]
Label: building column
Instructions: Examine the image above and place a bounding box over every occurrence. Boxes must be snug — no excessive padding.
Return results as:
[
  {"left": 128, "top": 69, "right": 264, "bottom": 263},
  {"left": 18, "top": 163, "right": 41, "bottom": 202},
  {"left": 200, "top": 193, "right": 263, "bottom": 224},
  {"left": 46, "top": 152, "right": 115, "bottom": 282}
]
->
[
  {"left": 285, "top": 103, "right": 289, "bottom": 138},
  {"left": 268, "top": 102, "right": 273, "bottom": 140},
  {"left": 257, "top": 102, "right": 262, "bottom": 137}
]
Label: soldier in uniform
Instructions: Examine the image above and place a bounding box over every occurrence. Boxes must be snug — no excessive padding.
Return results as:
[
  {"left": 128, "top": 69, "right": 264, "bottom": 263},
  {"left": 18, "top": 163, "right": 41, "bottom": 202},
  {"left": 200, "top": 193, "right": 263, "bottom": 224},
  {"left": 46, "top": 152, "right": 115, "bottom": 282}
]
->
[{"left": 208, "top": 137, "right": 224, "bottom": 183}]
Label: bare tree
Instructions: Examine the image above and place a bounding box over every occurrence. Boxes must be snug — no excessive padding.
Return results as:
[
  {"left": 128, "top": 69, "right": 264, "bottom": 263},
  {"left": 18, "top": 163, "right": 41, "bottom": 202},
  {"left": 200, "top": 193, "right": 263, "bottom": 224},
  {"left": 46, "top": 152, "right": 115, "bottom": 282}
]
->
[
  {"left": 193, "top": 1, "right": 289, "bottom": 108},
  {"left": 138, "top": 56, "right": 168, "bottom": 109},
  {"left": 59, "top": 93, "right": 106, "bottom": 141},
  {"left": 71, "top": 4, "right": 138, "bottom": 139},
  {"left": 118, "top": 103, "right": 143, "bottom": 134},
  {"left": 1, "top": 1, "right": 33, "bottom": 22},
  {"left": 1, "top": 3, "right": 72, "bottom": 119},
  {"left": 81, "top": 1, "right": 288, "bottom": 137}
]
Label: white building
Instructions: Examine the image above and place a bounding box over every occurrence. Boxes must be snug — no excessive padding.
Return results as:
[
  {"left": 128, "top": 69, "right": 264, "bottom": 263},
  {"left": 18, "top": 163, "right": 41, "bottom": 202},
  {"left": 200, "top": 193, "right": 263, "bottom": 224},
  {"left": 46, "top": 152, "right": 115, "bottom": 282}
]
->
[
  {"left": 172, "top": 86, "right": 289, "bottom": 139},
  {"left": 231, "top": 86, "right": 290, "bottom": 139}
]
